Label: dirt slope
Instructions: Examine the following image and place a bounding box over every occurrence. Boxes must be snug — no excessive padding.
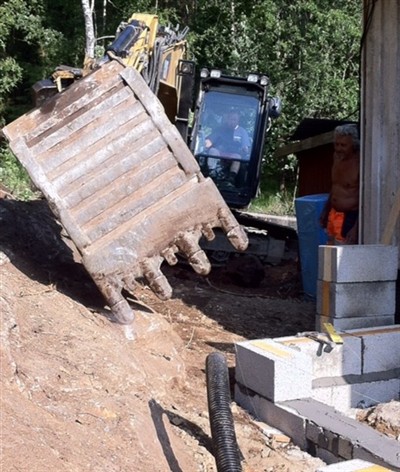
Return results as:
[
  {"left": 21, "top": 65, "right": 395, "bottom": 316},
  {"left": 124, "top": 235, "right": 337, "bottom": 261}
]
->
[{"left": 0, "top": 196, "right": 325, "bottom": 472}]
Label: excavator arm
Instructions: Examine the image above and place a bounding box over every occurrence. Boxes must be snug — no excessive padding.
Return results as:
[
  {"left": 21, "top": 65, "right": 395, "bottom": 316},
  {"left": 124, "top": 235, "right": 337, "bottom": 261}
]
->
[{"left": 33, "top": 13, "right": 194, "bottom": 137}]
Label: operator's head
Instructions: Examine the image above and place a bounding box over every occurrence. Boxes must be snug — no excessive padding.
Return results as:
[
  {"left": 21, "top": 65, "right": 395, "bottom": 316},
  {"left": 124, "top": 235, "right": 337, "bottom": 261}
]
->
[{"left": 226, "top": 111, "right": 240, "bottom": 129}]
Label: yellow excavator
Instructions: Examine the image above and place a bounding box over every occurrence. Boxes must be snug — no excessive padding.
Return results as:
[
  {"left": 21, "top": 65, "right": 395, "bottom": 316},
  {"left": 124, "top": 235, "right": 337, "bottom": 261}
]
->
[
  {"left": 30, "top": 12, "right": 290, "bottom": 266},
  {"left": 3, "top": 12, "right": 290, "bottom": 325}
]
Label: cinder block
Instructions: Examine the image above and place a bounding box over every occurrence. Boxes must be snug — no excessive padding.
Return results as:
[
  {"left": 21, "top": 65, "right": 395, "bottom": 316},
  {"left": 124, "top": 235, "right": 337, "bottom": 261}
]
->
[
  {"left": 352, "top": 446, "right": 398, "bottom": 470},
  {"left": 234, "top": 383, "right": 307, "bottom": 449},
  {"left": 346, "top": 325, "right": 400, "bottom": 374},
  {"left": 316, "top": 314, "right": 395, "bottom": 332},
  {"left": 306, "top": 421, "right": 323, "bottom": 443},
  {"left": 316, "top": 458, "right": 394, "bottom": 471},
  {"left": 278, "top": 335, "right": 362, "bottom": 378},
  {"left": 317, "top": 280, "right": 396, "bottom": 318},
  {"left": 312, "top": 378, "right": 400, "bottom": 412},
  {"left": 314, "top": 446, "right": 342, "bottom": 465},
  {"left": 235, "top": 339, "right": 313, "bottom": 402},
  {"left": 318, "top": 245, "right": 398, "bottom": 283},
  {"left": 337, "top": 436, "right": 354, "bottom": 460}
]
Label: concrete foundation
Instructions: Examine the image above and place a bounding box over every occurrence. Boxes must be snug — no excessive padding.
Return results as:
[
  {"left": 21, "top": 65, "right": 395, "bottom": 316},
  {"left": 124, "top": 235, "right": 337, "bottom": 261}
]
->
[
  {"left": 234, "top": 245, "right": 400, "bottom": 469},
  {"left": 234, "top": 325, "right": 400, "bottom": 469}
]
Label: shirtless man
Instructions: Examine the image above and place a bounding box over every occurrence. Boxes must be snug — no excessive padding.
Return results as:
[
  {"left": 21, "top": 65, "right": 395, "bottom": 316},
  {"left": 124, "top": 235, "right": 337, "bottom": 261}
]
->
[{"left": 320, "top": 124, "right": 360, "bottom": 244}]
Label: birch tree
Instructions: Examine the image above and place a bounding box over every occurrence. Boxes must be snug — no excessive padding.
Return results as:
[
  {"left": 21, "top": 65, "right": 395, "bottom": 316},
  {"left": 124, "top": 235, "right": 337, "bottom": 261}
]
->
[{"left": 81, "top": 0, "right": 96, "bottom": 63}]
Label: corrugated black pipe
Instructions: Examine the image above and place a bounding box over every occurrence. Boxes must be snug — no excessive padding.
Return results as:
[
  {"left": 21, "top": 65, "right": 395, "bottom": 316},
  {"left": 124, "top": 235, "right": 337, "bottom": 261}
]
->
[{"left": 206, "top": 352, "right": 242, "bottom": 472}]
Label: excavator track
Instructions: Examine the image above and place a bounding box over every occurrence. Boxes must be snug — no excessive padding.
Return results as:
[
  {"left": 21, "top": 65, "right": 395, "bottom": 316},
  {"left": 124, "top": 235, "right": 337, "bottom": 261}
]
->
[{"left": 1, "top": 60, "right": 248, "bottom": 325}]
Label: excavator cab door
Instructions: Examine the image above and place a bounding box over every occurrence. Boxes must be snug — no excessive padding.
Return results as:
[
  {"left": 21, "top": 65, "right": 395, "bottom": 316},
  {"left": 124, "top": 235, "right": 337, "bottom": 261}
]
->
[{"left": 190, "top": 71, "right": 271, "bottom": 209}]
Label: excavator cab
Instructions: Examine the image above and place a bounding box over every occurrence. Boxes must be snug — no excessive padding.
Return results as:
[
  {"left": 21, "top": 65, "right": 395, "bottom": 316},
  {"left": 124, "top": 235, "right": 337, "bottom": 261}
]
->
[{"left": 190, "top": 68, "right": 280, "bottom": 209}]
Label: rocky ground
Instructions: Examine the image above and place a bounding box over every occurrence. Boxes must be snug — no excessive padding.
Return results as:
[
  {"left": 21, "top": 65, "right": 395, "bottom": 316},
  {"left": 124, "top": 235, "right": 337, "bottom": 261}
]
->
[{"left": 1, "top": 195, "right": 398, "bottom": 471}]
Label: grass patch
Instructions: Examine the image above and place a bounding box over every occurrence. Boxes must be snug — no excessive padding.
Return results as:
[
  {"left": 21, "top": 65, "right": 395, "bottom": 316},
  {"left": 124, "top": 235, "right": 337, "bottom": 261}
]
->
[
  {"left": 0, "top": 145, "right": 39, "bottom": 200},
  {"left": 249, "top": 176, "right": 296, "bottom": 216}
]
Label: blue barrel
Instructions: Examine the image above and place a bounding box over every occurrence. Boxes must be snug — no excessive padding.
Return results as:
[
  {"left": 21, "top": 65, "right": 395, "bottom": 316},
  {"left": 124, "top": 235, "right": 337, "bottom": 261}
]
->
[{"left": 295, "top": 194, "right": 329, "bottom": 299}]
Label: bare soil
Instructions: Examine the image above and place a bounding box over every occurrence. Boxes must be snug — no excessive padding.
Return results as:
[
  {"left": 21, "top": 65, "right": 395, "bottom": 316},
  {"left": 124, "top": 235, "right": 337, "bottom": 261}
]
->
[{"left": 2, "top": 195, "right": 395, "bottom": 472}]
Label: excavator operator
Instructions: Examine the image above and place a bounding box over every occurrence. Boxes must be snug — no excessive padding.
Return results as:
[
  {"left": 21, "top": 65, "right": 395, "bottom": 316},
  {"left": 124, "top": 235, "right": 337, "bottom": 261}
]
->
[{"left": 205, "top": 111, "right": 250, "bottom": 186}]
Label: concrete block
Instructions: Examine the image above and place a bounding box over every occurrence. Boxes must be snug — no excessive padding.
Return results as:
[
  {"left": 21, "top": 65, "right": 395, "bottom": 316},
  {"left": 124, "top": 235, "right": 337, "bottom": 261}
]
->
[
  {"left": 346, "top": 325, "right": 400, "bottom": 374},
  {"left": 318, "top": 245, "right": 398, "bottom": 283},
  {"left": 312, "top": 378, "right": 400, "bottom": 412},
  {"left": 306, "top": 421, "right": 323, "bottom": 443},
  {"left": 236, "top": 389, "right": 400, "bottom": 470},
  {"left": 285, "top": 398, "right": 400, "bottom": 471},
  {"left": 235, "top": 339, "right": 313, "bottom": 402},
  {"left": 317, "top": 280, "right": 396, "bottom": 317},
  {"left": 316, "top": 314, "right": 395, "bottom": 332},
  {"left": 278, "top": 334, "right": 362, "bottom": 378},
  {"left": 337, "top": 436, "right": 354, "bottom": 460},
  {"left": 314, "top": 446, "right": 342, "bottom": 465},
  {"left": 316, "top": 458, "right": 395, "bottom": 471},
  {"left": 234, "top": 383, "right": 307, "bottom": 449}
]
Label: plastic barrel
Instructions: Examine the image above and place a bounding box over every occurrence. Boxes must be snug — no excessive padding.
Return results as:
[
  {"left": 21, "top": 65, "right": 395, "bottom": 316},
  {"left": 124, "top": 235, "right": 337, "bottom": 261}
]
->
[{"left": 295, "top": 193, "right": 329, "bottom": 299}]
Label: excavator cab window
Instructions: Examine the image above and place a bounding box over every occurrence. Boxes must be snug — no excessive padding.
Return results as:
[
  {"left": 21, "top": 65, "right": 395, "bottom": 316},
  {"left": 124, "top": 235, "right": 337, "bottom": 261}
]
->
[{"left": 192, "top": 84, "right": 267, "bottom": 208}]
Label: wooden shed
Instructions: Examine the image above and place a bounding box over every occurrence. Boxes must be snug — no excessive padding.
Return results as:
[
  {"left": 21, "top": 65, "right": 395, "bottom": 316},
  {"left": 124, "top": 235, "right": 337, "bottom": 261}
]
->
[{"left": 274, "top": 118, "right": 356, "bottom": 197}]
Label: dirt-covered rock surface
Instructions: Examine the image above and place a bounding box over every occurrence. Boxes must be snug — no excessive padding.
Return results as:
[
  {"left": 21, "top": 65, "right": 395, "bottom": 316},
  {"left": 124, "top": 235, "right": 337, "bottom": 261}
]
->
[
  {"left": 356, "top": 401, "right": 400, "bottom": 440},
  {"left": 6, "top": 192, "right": 399, "bottom": 471}
]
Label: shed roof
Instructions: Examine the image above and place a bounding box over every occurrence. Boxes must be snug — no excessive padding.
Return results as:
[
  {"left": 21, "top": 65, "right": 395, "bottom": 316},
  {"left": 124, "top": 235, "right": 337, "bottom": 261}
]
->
[{"left": 274, "top": 118, "right": 357, "bottom": 158}]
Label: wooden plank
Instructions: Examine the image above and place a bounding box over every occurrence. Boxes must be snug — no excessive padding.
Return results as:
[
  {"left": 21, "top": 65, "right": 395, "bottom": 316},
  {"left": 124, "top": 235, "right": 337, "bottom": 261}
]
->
[{"left": 274, "top": 131, "right": 334, "bottom": 158}]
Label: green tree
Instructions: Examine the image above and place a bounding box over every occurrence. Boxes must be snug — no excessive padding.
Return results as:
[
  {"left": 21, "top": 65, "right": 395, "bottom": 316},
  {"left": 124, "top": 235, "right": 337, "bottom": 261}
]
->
[
  {"left": 0, "top": 0, "right": 362, "bottom": 206},
  {"left": 221, "top": 0, "right": 361, "bottom": 185},
  {"left": 0, "top": 0, "right": 66, "bottom": 123}
]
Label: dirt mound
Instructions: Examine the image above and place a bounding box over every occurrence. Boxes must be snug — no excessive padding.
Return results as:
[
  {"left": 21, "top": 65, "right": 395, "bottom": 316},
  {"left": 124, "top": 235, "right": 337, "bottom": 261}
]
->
[
  {"left": 357, "top": 401, "right": 400, "bottom": 440},
  {"left": 1, "top": 196, "right": 325, "bottom": 471}
]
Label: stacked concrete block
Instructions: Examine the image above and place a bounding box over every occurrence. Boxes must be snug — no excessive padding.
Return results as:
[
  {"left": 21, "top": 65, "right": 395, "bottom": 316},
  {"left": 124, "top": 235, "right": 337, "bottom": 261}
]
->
[
  {"left": 317, "top": 245, "right": 398, "bottom": 330},
  {"left": 235, "top": 325, "right": 400, "bottom": 468},
  {"left": 350, "top": 325, "right": 400, "bottom": 373},
  {"left": 235, "top": 338, "right": 313, "bottom": 402},
  {"left": 277, "top": 326, "right": 400, "bottom": 412},
  {"left": 278, "top": 334, "right": 362, "bottom": 379},
  {"left": 312, "top": 377, "right": 400, "bottom": 412},
  {"left": 235, "top": 387, "right": 400, "bottom": 470}
]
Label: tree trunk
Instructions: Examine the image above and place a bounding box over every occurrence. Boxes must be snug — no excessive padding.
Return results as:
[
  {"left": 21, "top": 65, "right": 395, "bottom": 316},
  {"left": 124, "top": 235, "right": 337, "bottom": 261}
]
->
[{"left": 81, "top": 0, "right": 96, "bottom": 64}]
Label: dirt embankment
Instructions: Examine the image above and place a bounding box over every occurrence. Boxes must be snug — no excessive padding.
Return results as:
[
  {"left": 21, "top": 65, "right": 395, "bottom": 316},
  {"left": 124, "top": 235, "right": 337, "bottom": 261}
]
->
[{"left": 0, "top": 196, "right": 329, "bottom": 471}]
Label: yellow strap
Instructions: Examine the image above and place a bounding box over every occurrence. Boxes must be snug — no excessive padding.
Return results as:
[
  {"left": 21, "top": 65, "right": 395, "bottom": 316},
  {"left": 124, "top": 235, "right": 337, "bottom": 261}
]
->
[
  {"left": 250, "top": 340, "right": 292, "bottom": 358},
  {"left": 323, "top": 322, "right": 343, "bottom": 344}
]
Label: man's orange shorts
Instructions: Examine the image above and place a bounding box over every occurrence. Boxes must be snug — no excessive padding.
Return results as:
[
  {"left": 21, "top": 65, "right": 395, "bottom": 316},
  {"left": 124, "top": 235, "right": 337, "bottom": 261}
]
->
[{"left": 326, "top": 208, "right": 346, "bottom": 243}]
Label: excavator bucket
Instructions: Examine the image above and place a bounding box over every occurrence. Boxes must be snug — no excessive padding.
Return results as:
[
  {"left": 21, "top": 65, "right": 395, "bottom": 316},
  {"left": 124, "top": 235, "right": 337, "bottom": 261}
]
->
[{"left": 1, "top": 60, "right": 248, "bottom": 325}]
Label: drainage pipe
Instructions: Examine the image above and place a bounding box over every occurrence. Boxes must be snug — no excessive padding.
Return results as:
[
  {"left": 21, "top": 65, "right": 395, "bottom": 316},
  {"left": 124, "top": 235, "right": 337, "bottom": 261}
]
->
[{"left": 206, "top": 352, "right": 242, "bottom": 472}]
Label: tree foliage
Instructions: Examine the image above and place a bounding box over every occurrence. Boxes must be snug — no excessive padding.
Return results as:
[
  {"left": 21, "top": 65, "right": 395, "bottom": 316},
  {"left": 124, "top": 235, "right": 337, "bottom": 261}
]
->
[{"left": 0, "top": 0, "right": 362, "bottom": 187}]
